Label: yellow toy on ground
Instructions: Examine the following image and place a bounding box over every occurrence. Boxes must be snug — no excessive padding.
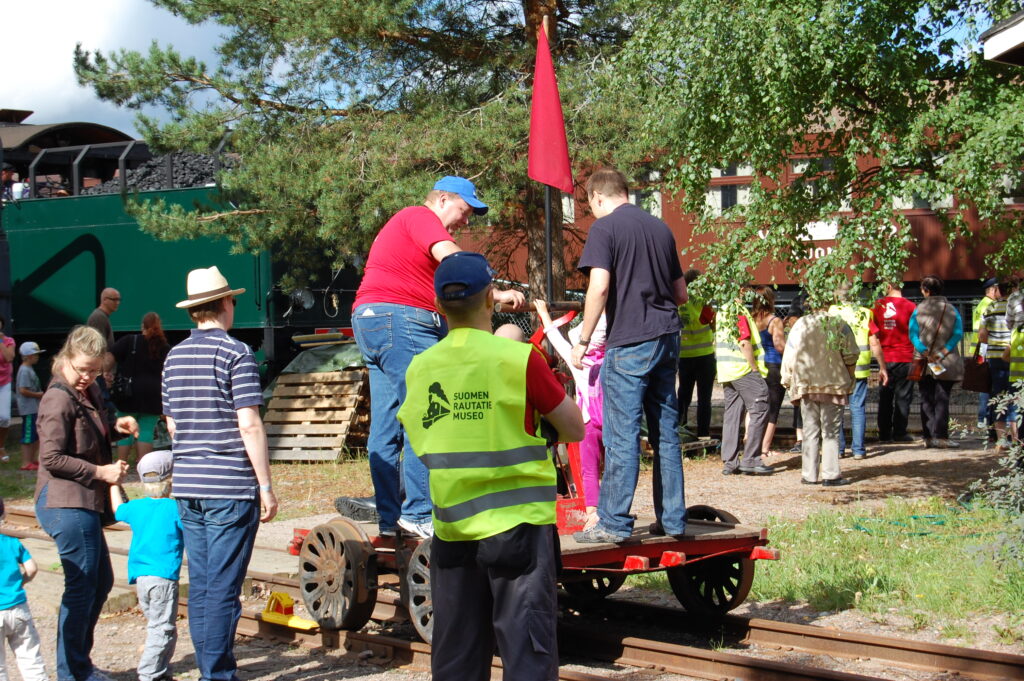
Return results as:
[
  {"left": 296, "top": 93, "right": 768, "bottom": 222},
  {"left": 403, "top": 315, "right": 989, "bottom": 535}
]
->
[{"left": 260, "top": 592, "right": 319, "bottom": 630}]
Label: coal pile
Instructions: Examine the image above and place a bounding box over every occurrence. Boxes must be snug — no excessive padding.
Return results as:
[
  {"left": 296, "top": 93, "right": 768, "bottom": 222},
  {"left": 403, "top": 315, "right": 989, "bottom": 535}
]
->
[{"left": 82, "top": 152, "right": 231, "bottom": 195}]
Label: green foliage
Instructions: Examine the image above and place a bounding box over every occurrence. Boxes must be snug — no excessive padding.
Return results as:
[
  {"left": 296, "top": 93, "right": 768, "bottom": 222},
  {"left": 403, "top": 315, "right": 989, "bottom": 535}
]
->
[
  {"left": 964, "top": 386, "right": 1024, "bottom": 565},
  {"left": 73, "top": 0, "right": 644, "bottom": 290},
  {"left": 632, "top": 497, "right": 1024, "bottom": 621},
  {"left": 610, "top": 0, "right": 1024, "bottom": 305}
]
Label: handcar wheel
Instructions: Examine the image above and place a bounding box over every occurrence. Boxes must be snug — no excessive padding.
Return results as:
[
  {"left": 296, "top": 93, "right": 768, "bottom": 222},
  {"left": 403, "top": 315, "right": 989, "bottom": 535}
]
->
[
  {"left": 404, "top": 538, "right": 434, "bottom": 643},
  {"left": 667, "top": 505, "right": 754, "bottom": 616},
  {"left": 562, "top": 571, "right": 628, "bottom": 601},
  {"left": 298, "top": 517, "right": 378, "bottom": 630}
]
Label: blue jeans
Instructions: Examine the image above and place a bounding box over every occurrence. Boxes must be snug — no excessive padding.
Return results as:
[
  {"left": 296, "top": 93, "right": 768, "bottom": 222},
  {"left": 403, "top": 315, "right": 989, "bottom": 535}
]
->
[
  {"left": 352, "top": 303, "right": 445, "bottom": 529},
  {"left": 178, "top": 498, "right": 259, "bottom": 681},
  {"left": 598, "top": 333, "right": 686, "bottom": 537},
  {"left": 988, "top": 358, "right": 1019, "bottom": 425},
  {"left": 839, "top": 378, "right": 868, "bottom": 456},
  {"left": 35, "top": 484, "right": 113, "bottom": 681}
]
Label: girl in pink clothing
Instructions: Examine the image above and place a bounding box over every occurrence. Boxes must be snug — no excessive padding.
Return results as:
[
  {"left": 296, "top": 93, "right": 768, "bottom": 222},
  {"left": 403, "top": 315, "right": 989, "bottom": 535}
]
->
[{"left": 534, "top": 301, "right": 607, "bottom": 530}]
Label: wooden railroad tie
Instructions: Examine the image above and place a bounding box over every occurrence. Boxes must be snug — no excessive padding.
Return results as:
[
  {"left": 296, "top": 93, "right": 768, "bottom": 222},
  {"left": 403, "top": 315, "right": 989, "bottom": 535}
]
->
[{"left": 265, "top": 369, "right": 369, "bottom": 462}]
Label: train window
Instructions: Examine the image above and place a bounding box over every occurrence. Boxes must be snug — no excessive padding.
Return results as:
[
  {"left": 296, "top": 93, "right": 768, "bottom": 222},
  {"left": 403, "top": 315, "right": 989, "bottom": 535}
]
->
[
  {"left": 711, "top": 164, "right": 754, "bottom": 178},
  {"left": 1002, "top": 174, "right": 1024, "bottom": 205},
  {"left": 790, "top": 157, "right": 835, "bottom": 175},
  {"left": 705, "top": 184, "right": 750, "bottom": 216},
  {"left": 561, "top": 193, "right": 575, "bottom": 224},
  {"left": 893, "top": 192, "right": 954, "bottom": 211},
  {"left": 629, "top": 189, "right": 663, "bottom": 218}
]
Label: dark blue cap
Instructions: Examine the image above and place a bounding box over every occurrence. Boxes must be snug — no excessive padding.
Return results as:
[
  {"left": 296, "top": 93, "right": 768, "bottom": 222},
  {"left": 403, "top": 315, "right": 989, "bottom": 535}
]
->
[
  {"left": 983, "top": 277, "right": 998, "bottom": 289},
  {"left": 433, "top": 176, "right": 488, "bottom": 215},
  {"left": 434, "top": 252, "right": 496, "bottom": 301}
]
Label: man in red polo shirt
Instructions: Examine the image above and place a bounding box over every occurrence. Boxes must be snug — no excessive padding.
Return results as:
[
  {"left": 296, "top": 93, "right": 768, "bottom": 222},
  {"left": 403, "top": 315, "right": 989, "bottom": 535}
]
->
[{"left": 351, "top": 176, "right": 525, "bottom": 538}]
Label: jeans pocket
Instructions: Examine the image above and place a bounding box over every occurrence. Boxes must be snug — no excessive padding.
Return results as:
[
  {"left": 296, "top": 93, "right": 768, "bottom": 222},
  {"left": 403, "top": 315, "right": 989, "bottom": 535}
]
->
[
  {"left": 353, "top": 309, "right": 394, "bottom": 357},
  {"left": 203, "top": 499, "right": 256, "bottom": 527},
  {"left": 609, "top": 341, "right": 658, "bottom": 377}
]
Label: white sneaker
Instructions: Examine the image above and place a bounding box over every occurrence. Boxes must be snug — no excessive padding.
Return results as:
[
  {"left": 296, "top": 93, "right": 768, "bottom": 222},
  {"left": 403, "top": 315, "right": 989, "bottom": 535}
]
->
[
  {"left": 977, "top": 419, "right": 987, "bottom": 429},
  {"left": 397, "top": 517, "right": 433, "bottom": 538}
]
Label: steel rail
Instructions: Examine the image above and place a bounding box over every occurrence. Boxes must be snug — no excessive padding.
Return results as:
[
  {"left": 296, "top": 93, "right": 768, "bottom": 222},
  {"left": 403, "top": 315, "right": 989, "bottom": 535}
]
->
[
  {"left": 566, "top": 597, "right": 1024, "bottom": 681},
  {"left": 560, "top": 621, "right": 891, "bottom": 681}
]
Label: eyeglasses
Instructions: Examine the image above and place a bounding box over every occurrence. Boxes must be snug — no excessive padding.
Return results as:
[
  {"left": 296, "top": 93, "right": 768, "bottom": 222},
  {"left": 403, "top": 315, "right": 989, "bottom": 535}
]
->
[
  {"left": 231, "top": 298, "right": 237, "bottom": 307},
  {"left": 104, "top": 296, "right": 121, "bottom": 302},
  {"left": 71, "top": 364, "right": 102, "bottom": 379}
]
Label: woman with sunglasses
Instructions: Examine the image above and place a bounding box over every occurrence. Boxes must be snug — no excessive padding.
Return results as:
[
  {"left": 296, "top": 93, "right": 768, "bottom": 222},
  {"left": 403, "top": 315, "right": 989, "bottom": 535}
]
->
[{"left": 34, "top": 325, "right": 138, "bottom": 681}]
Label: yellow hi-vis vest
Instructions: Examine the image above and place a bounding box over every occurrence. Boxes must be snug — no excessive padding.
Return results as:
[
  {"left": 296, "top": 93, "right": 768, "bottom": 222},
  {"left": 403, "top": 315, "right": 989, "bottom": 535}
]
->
[
  {"left": 715, "top": 304, "right": 767, "bottom": 383},
  {"left": 829, "top": 304, "right": 872, "bottom": 379},
  {"left": 1010, "top": 328, "right": 1024, "bottom": 384},
  {"left": 397, "top": 327, "right": 555, "bottom": 542},
  {"left": 678, "top": 299, "right": 715, "bottom": 358},
  {"left": 970, "top": 296, "right": 995, "bottom": 352}
]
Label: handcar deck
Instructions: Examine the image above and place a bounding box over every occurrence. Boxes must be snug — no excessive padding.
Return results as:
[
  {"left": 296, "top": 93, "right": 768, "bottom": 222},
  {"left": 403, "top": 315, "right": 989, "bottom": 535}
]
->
[{"left": 560, "top": 517, "right": 763, "bottom": 554}]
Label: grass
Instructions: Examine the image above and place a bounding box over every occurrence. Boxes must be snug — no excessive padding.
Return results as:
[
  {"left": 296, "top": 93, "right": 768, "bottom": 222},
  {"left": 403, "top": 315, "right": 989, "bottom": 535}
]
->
[
  {"left": 632, "top": 497, "right": 1024, "bottom": 634},
  {"left": 0, "top": 442, "right": 39, "bottom": 503},
  {"left": 268, "top": 458, "right": 374, "bottom": 521},
  {"left": 0, "top": 434, "right": 373, "bottom": 519}
]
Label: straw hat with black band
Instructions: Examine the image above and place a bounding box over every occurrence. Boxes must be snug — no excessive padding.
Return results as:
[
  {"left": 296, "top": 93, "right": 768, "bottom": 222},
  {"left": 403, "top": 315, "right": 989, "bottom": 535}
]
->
[{"left": 176, "top": 266, "right": 246, "bottom": 308}]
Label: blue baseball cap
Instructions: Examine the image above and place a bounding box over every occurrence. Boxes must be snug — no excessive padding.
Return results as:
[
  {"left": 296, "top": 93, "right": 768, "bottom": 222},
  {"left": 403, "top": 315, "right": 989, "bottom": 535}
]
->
[
  {"left": 434, "top": 252, "right": 496, "bottom": 301},
  {"left": 433, "top": 176, "right": 489, "bottom": 216}
]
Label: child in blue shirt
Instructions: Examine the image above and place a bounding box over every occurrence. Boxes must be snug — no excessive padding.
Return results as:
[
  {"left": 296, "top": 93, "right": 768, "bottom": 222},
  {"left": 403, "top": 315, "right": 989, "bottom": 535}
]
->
[
  {"left": 110, "top": 451, "right": 183, "bottom": 681},
  {"left": 16, "top": 342, "right": 45, "bottom": 471},
  {"left": 0, "top": 497, "right": 49, "bottom": 681}
]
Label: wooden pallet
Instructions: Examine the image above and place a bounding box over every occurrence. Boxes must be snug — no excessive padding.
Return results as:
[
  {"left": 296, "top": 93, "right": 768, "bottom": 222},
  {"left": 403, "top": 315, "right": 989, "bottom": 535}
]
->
[{"left": 265, "top": 369, "right": 369, "bottom": 461}]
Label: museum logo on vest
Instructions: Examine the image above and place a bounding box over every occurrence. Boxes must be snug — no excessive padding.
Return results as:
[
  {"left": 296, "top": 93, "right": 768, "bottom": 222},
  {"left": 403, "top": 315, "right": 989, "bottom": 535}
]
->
[{"left": 421, "top": 381, "right": 494, "bottom": 428}]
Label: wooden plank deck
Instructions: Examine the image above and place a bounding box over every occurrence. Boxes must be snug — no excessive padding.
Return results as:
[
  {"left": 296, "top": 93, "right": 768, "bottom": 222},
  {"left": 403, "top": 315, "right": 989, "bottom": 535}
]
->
[
  {"left": 266, "top": 368, "right": 369, "bottom": 462},
  {"left": 559, "top": 517, "right": 763, "bottom": 555}
]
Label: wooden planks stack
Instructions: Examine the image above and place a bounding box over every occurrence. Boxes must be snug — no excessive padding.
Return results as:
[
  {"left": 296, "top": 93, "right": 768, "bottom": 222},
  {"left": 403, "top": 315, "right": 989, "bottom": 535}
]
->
[{"left": 265, "top": 369, "right": 369, "bottom": 461}]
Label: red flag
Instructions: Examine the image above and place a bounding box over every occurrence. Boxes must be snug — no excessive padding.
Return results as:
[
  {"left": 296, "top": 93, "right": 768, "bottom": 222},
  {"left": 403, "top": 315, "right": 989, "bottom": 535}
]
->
[{"left": 528, "top": 23, "right": 574, "bottom": 194}]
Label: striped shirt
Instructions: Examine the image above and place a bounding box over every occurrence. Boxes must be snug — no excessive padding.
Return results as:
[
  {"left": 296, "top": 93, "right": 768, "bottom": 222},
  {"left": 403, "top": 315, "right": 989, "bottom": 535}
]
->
[
  {"left": 982, "top": 300, "right": 1012, "bottom": 359},
  {"left": 162, "top": 328, "right": 263, "bottom": 499}
]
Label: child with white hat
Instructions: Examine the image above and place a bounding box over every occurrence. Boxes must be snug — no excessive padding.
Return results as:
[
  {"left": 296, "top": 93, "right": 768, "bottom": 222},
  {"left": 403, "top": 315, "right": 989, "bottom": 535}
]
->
[
  {"left": 15, "top": 342, "right": 45, "bottom": 471},
  {"left": 110, "top": 451, "right": 183, "bottom": 681}
]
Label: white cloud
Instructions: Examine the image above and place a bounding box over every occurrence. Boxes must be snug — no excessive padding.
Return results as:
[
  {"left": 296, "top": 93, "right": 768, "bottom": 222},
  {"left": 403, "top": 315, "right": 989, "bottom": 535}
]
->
[{"left": 0, "top": 0, "right": 222, "bottom": 137}]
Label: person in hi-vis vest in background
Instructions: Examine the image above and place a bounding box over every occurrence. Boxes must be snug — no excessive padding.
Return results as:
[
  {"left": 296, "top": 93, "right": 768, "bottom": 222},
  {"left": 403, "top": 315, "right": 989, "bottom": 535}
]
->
[{"left": 398, "top": 252, "right": 583, "bottom": 681}]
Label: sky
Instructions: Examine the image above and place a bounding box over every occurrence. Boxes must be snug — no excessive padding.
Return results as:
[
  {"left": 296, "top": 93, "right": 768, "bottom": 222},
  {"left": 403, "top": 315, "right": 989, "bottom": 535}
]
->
[{"left": 0, "top": 0, "right": 223, "bottom": 137}]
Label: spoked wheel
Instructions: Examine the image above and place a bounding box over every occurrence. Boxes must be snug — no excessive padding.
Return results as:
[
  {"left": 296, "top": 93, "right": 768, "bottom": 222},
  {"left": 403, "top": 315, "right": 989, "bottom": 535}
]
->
[
  {"left": 403, "top": 538, "right": 434, "bottom": 643},
  {"left": 298, "top": 517, "right": 378, "bottom": 630},
  {"left": 562, "top": 571, "right": 628, "bottom": 601},
  {"left": 667, "top": 505, "right": 754, "bottom": 616}
]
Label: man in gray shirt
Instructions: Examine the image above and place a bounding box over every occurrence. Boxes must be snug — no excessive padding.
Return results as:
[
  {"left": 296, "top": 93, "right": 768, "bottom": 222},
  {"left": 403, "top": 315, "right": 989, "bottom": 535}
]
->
[{"left": 87, "top": 288, "right": 121, "bottom": 350}]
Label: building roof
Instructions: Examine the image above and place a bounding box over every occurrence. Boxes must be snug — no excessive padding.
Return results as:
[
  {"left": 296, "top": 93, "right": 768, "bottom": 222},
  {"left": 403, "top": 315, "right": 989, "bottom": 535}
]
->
[
  {"left": 0, "top": 121, "right": 133, "bottom": 157},
  {"left": 980, "top": 10, "right": 1024, "bottom": 66}
]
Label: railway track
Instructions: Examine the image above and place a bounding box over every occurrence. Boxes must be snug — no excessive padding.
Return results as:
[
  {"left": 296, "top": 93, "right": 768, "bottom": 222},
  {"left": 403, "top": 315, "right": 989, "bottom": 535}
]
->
[
  {"left": 564, "top": 597, "right": 1024, "bottom": 681},
  {"left": 7, "top": 506, "right": 1023, "bottom": 681}
]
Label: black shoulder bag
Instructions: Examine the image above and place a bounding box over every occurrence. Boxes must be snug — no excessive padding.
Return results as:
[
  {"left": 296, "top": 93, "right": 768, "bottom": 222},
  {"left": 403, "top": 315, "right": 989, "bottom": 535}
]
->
[{"left": 111, "top": 335, "right": 137, "bottom": 411}]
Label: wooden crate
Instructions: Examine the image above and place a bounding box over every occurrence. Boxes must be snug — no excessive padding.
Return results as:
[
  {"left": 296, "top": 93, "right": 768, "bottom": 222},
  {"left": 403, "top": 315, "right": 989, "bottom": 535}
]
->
[{"left": 265, "top": 369, "right": 369, "bottom": 461}]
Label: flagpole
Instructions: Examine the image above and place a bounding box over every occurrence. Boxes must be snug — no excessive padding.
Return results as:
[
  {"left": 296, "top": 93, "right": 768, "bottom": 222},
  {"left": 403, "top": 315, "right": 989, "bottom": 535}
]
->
[
  {"left": 542, "top": 15, "right": 554, "bottom": 301},
  {"left": 545, "top": 184, "right": 553, "bottom": 300}
]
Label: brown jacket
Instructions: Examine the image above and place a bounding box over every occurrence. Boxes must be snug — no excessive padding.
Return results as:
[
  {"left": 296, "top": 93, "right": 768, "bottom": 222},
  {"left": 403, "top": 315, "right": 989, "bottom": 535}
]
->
[
  {"left": 34, "top": 377, "right": 115, "bottom": 512},
  {"left": 913, "top": 296, "right": 965, "bottom": 382}
]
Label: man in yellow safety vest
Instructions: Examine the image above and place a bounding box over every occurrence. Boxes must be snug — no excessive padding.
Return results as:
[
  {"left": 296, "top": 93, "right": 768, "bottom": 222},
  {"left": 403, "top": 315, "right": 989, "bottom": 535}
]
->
[
  {"left": 716, "top": 293, "right": 774, "bottom": 475},
  {"left": 829, "top": 283, "right": 889, "bottom": 459},
  {"left": 398, "top": 251, "right": 584, "bottom": 681}
]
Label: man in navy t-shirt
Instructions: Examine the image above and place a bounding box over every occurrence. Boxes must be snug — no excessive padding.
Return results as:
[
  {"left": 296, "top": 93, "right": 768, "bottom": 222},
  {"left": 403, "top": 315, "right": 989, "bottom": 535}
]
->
[{"left": 571, "top": 168, "right": 689, "bottom": 542}]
